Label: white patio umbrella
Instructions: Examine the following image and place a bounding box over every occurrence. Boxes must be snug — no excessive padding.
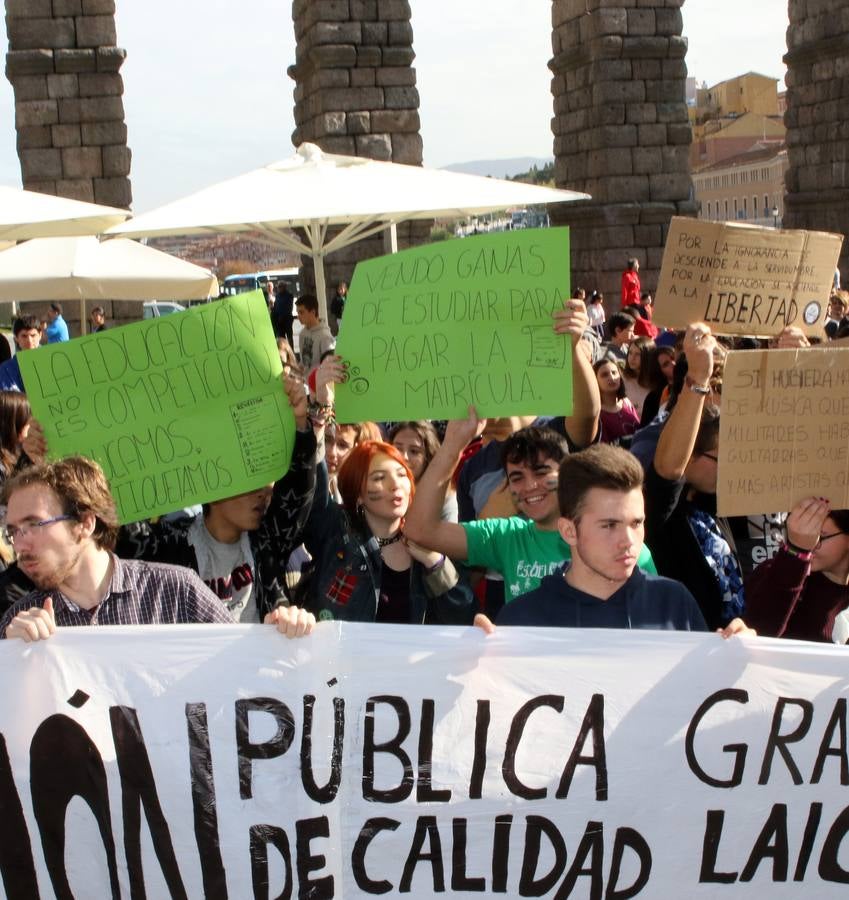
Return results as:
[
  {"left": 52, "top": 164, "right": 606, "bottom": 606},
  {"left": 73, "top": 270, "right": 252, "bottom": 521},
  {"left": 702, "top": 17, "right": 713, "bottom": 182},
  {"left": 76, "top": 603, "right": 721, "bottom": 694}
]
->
[
  {"left": 0, "top": 185, "right": 129, "bottom": 240},
  {"left": 107, "top": 143, "right": 589, "bottom": 320},
  {"left": 0, "top": 236, "right": 218, "bottom": 333}
]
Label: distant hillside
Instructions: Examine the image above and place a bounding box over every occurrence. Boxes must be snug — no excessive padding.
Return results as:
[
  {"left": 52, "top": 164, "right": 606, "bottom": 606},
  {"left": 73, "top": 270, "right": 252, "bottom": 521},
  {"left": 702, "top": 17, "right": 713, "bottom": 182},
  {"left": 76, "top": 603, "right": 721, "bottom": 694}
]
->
[{"left": 442, "top": 157, "right": 554, "bottom": 179}]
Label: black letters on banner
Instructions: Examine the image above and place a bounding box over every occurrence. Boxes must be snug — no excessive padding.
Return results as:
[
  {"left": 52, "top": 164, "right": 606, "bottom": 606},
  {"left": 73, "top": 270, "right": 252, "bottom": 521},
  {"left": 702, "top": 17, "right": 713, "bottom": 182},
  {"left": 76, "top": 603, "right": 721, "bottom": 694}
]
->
[
  {"left": 362, "top": 696, "right": 414, "bottom": 803},
  {"left": 558, "top": 819, "right": 604, "bottom": 900},
  {"left": 686, "top": 689, "right": 749, "bottom": 788},
  {"left": 758, "top": 697, "right": 814, "bottom": 785},
  {"left": 811, "top": 698, "right": 849, "bottom": 785},
  {"left": 110, "top": 705, "right": 188, "bottom": 899},
  {"left": 417, "top": 699, "right": 451, "bottom": 803},
  {"left": 235, "top": 697, "right": 296, "bottom": 800},
  {"left": 399, "top": 816, "right": 445, "bottom": 893},
  {"left": 30, "top": 712, "right": 121, "bottom": 900},
  {"left": 740, "top": 803, "right": 789, "bottom": 883},
  {"left": 451, "top": 818, "right": 486, "bottom": 892},
  {"left": 818, "top": 804, "right": 849, "bottom": 883},
  {"left": 468, "top": 700, "right": 490, "bottom": 800},
  {"left": 186, "top": 701, "right": 228, "bottom": 899},
  {"left": 0, "top": 733, "right": 38, "bottom": 899},
  {"left": 556, "top": 693, "right": 608, "bottom": 801},
  {"left": 503, "top": 695, "right": 564, "bottom": 800},
  {"left": 607, "top": 827, "right": 653, "bottom": 900},
  {"left": 699, "top": 810, "right": 738, "bottom": 883},
  {"left": 492, "top": 814, "right": 513, "bottom": 893},
  {"left": 519, "top": 816, "right": 566, "bottom": 896},
  {"left": 352, "top": 817, "right": 400, "bottom": 894},
  {"left": 295, "top": 816, "right": 334, "bottom": 899},
  {"left": 300, "top": 695, "right": 344, "bottom": 804},
  {"left": 249, "top": 824, "right": 293, "bottom": 900}
]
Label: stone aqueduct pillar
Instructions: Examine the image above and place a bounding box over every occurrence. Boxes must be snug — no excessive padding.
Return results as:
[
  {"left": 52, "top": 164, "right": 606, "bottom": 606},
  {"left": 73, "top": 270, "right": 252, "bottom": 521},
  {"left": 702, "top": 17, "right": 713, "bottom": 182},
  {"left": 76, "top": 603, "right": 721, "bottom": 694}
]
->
[
  {"left": 4, "top": 0, "right": 132, "bottom": 208},
  {"left": 288, "top": 0, "right": 429, "bottom": 296},
  {"left": 548, "top": 0, "right": 696, "bottom": 302},
  {"left": 783, "top": 0, "right": 849, "bottom": 274},
  {"left": 7, "top": 1, "right": 849, "bottom": 294}
]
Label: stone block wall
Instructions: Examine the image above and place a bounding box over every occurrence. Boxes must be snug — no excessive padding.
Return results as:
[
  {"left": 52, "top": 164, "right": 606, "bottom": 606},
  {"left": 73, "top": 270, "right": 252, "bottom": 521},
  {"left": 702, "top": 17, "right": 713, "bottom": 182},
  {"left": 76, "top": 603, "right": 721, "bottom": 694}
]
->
[
  {"left": 784, "top": 0, "right": 849, "bottom": 277},
  {"left": 5, "top": 0, "right": 132, "bottom": 209},
  {"left": 549, "top": 0, "right": 696, "bottom": 306},
  {"left": 288, "top": 0, "right": 429, "bottom": 306}
]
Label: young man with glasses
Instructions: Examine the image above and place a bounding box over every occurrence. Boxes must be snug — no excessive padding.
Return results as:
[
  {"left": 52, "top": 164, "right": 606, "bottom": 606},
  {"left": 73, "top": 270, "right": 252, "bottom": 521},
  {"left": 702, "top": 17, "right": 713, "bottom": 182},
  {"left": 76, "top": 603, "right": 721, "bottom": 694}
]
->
[
  {"left": 745, "top": 497, "right": 849, "bottom": 643},
  {"left": 0, "top": 457, "right": 314, "bottom": 641}
]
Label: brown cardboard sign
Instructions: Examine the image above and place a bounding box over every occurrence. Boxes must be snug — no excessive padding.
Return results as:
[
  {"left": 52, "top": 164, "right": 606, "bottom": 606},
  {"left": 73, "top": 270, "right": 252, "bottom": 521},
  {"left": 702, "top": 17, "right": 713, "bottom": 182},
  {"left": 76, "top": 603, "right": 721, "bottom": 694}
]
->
[
  {"left": 656, "top": 218, "right": 843, "bottom": 337},
  {"left": 718, "top": 347, "right": 849, "bottom": 517}
]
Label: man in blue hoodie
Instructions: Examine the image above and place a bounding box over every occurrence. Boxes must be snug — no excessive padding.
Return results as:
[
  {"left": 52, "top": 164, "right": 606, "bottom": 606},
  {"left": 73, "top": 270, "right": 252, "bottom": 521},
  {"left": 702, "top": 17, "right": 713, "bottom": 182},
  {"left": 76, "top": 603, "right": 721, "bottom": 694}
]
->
[{"left": 475, "top": 444, "right": 749, "bottom": 635}]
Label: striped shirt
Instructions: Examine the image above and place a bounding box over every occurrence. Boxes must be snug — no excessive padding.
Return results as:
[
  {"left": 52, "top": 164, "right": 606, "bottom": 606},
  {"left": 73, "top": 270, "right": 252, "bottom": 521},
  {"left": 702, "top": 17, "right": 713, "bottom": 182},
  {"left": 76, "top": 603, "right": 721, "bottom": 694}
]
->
[{"left": 0, "top": 555, "right": 234, "bottom": 636}]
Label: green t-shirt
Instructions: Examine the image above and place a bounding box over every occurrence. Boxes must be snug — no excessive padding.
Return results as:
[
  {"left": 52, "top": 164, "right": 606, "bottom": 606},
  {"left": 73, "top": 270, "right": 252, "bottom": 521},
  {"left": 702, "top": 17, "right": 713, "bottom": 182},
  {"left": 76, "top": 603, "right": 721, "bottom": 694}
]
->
[{"left": 462, "top": 516, "right": 657, "bottom": 605}]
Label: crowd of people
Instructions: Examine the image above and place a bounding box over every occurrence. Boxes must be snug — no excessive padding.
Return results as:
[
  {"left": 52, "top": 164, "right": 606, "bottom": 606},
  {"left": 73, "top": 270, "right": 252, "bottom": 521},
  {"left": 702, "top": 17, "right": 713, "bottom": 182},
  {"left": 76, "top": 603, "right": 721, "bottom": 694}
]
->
[{"left": 0, "top": 259, "right": 848, "bottom": 658}]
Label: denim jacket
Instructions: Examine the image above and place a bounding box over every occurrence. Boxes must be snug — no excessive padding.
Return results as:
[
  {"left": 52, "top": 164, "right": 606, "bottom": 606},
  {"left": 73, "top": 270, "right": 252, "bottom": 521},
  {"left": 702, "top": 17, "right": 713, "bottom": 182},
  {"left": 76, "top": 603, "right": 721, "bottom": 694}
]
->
[{"left": 302, "top": 462, "right": 475, "bottom": 624}]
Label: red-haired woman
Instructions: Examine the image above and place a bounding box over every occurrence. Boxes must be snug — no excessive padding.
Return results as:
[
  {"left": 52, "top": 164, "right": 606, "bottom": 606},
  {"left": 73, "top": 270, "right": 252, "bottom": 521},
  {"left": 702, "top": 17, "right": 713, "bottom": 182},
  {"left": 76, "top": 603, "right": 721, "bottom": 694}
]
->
[{"left": 300, "top": 440, "right": 474, "bottom": 624}]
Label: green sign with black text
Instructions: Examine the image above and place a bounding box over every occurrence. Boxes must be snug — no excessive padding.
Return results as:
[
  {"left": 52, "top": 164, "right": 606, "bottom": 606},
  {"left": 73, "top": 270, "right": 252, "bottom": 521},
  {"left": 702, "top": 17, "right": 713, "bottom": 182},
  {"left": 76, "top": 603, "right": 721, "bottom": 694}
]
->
[
  {"left": 335, "top": 228, "right": 572, "bottom": 423},
  {"left": 19, "top": 291, "right": 294, "bottom": 523}
]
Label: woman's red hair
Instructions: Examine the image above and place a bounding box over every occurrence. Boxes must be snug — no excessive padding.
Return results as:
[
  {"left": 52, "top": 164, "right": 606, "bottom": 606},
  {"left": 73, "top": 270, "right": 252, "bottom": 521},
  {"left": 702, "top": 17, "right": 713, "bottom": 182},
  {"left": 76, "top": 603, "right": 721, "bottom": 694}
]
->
[{"left": 337, "top": 440, "right": 415, "bottom": 521}]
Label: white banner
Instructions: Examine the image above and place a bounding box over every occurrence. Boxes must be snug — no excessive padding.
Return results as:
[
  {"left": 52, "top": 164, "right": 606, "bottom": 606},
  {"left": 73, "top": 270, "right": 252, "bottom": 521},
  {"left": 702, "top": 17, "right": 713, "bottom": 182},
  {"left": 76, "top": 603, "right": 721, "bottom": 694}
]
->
[{"left": 2, "top": 624, "right": 849, "bottom": 898}]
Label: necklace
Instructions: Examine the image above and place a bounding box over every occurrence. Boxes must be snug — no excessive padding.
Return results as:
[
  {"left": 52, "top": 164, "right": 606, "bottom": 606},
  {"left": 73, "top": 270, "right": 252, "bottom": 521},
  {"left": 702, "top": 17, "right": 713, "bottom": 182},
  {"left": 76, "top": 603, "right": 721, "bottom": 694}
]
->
[{"left": 377, "top": 530, "right": 403, "bottom": 548}]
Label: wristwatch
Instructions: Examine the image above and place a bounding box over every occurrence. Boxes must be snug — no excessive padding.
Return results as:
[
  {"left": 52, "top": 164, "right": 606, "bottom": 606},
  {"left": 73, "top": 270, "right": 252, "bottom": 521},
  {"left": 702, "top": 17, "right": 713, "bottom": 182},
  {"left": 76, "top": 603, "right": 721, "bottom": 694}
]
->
[{"left": 685, "top": 376, "right": 711, "bottom": 396}]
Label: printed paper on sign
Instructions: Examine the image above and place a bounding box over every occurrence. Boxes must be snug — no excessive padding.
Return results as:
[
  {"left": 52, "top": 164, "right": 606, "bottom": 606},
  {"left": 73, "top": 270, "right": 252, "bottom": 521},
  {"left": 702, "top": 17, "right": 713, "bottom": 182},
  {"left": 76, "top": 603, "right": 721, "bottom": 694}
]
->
[
  {"left": 19, "top": 291, "right": 294, "bottom": 523},
  {"left": 655, "top": 217, "right": 842, "bottom": 337},
  {"left": 335, "top": 228, "right": 573, "bottom": 422}
]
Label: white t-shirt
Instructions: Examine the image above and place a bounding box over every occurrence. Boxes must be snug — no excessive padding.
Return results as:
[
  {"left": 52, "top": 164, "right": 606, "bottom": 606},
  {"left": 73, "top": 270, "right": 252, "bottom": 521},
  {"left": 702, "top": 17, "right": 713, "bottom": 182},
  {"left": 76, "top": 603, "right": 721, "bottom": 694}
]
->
[{"left": 188, "top": 517, "right": 258, "bottom": 622}]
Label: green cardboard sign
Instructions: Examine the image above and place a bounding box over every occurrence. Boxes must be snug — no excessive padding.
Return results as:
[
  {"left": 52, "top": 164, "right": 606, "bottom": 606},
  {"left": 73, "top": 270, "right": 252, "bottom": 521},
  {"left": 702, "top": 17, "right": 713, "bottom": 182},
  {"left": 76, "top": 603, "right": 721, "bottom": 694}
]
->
[
  {"left": 334, "top": 227, "right": 572, "bottom": 423},
  {"left": 19, "top": 291, "right": 294, "bottom": 524}
]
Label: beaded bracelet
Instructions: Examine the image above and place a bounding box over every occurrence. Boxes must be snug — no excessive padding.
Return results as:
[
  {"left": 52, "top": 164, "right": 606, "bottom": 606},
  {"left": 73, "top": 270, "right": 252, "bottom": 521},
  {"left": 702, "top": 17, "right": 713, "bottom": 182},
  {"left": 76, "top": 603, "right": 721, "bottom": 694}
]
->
[{"left": 783, "top": 541, "right": 813, "bottom": 562}]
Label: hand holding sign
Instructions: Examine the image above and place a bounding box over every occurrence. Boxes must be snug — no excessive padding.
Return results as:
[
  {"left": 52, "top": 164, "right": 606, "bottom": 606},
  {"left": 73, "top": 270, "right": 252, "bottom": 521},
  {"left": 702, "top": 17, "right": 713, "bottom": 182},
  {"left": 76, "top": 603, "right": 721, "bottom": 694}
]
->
[
  {"left": 682, "top": 323, "right": 717, "bottom": 386},
  {"left": 6, "top": 596, "right": 56, "bottom": 642}
]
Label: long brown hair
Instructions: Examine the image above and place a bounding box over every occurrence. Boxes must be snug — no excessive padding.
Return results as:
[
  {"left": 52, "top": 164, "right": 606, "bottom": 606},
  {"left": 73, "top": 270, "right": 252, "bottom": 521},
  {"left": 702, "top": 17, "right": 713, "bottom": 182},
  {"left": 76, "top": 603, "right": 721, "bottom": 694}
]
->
[{"left": 0, "top": 391, "right": 31, "bottom": 474}]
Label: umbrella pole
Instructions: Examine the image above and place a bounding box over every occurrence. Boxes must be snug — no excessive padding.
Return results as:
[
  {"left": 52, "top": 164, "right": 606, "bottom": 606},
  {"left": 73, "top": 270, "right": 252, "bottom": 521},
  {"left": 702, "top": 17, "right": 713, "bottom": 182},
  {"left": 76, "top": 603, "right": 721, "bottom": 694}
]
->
[
  {"left": 80, "top": 297, "right": 87, "bottom": 335},
  {"left": 314, "top": 253, "right": 329, "bottom": 326},
  {"left": 384, "top": 222, "right": 398, "bottom": 254}
]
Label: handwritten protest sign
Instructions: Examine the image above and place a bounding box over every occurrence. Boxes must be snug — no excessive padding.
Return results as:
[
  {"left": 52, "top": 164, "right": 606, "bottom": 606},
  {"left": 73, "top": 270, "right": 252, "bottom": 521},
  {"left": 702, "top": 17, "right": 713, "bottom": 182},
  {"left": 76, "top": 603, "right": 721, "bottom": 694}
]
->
[
  {"left": 19, "top": 291, "right": 294, "bottom": 523},
  {"left": 2, "top": 625, "right": 849, "bottom": 897},
  {"left": 335, "top": 228, "right": 572, "bottom": 422},
  {"left": 718, "top": 346, "right": 849, "bottom": 516},
  {"left": 656, "top": 217, "right": 842, "bottom": 337}
]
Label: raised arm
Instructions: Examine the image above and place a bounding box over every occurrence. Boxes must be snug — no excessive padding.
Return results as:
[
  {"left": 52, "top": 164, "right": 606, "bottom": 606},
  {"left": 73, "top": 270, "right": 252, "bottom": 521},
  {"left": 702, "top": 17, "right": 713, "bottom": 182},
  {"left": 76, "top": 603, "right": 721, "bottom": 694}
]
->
[
  {"left": 654, "top": 323, "right": 714, "bottom": 481},
  {"left": 404, "top": 408, "right": 486, "bottom": 561},
  {"left": 554, "top": 299, "right": 600, "bottom": 448}
]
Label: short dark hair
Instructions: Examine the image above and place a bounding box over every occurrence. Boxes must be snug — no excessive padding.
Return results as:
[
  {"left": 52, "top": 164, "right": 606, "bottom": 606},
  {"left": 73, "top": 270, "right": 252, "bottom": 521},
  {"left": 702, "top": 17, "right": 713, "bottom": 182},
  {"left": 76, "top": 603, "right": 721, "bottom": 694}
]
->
[
  {"left": 13, "top": 315, "right": 41, "bottom": 335},
  {"left": 558, "top": 444, "right": 644, "bottom": 521},
  {"left": 296, "top": 293, "right": 319, "bottom": 315},
  {"left": 501, "top": 426, "right": 570, "bottom": 472},
  {"left": 3, "top": 456, "right": 120, "bottom": 551},
  {"left": 49, "top": 302, "right": 62, "bottom": 315},
  {"left": 627, "top": 257, "right": 639, "bottom": 270},
  {"left": 608, "top": 311, "right": 635, "bottom": 335},
  {"left": 90, "top": 305, "right": 105, "bottom": 316},
  {"left": 830, "top": 509, "right": 849, "bottom": 533}
]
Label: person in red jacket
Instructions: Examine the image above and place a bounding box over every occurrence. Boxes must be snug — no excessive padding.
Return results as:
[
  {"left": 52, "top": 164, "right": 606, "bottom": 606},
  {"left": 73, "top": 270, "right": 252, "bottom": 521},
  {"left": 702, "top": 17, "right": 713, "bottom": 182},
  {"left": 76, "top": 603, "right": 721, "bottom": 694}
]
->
[{"left": 621, "top": 257, "right": 642, "bottom": 308}]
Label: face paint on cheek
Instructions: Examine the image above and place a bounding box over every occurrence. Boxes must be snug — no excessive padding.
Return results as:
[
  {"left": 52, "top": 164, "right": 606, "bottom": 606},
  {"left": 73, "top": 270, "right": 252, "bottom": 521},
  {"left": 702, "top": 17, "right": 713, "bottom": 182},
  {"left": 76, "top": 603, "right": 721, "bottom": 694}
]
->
[
  {"left": 542, "top": 477, "right": 558, "bottom": 493},
  {"left": 365, "top": 490, "right": 383, "bottom": 501}
]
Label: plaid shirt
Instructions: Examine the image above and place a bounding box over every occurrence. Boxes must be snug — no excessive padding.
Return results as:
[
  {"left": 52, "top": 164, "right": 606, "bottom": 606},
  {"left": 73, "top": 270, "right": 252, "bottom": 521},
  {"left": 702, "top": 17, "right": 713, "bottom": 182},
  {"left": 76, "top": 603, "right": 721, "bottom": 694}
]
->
[{"left": 0, "top": 555, "right": 233, "bottom": 636}]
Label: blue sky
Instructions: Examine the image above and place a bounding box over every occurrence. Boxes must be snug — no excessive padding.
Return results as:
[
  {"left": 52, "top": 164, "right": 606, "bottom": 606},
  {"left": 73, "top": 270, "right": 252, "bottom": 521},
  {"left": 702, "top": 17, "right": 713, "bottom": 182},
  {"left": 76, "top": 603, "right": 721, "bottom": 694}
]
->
[{"left": 0, "top": 1, "right": 787, "bottom": 210}]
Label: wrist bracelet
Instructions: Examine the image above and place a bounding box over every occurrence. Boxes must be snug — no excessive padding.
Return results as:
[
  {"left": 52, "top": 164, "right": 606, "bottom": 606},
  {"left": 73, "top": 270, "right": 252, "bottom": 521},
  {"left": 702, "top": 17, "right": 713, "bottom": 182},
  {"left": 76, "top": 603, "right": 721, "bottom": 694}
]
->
[
  {"left": 784, "top": 541, "right": 813, "bottom": 561},
  {"left": 425, "top": 554, "right": 446, "bottom": 574},
  {"left": 685, "top": 376, "right": 711, "bottom": 396}
]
